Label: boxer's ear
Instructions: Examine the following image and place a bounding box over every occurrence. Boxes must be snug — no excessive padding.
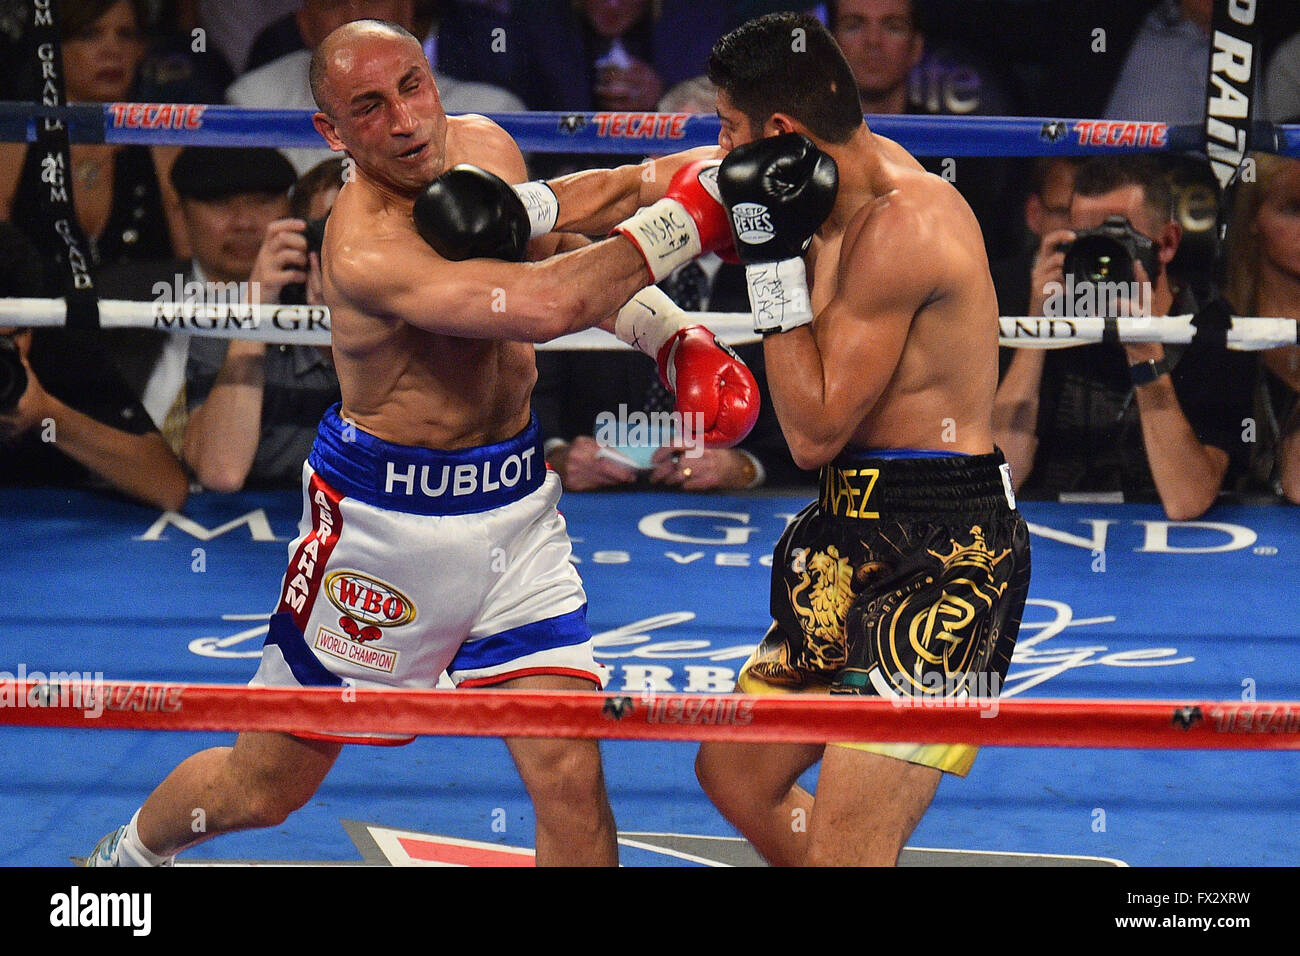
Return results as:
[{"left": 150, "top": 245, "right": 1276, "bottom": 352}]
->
[
  {"left": 313, "top": 111, "right": 346, "bottom": 153},
  {"left": 765, "top": 113, "right": 799, "bottom": 138}
]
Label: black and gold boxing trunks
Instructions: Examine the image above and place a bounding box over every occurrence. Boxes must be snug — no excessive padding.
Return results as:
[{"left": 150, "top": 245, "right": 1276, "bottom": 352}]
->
[{"left": 736, "top": 448, "right": 1031, "bottom": 775}]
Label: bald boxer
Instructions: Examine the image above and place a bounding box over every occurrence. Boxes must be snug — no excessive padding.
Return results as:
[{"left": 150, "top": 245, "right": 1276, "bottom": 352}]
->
[
  {"left": 87, "top": 17, "right": 756, "bottom": 868},
  {"left": 694, "top": 13, "right": 1032, "bottom": 866}
]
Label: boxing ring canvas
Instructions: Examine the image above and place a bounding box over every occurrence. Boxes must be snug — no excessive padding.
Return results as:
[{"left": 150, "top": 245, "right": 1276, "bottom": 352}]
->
[{"left": 1, "top": 488, "right": 1297, "bottom": 867}]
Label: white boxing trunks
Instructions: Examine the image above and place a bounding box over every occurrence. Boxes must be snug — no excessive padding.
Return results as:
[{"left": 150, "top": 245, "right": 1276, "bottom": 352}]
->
[{"left": 251, "top": 404, "right": 603, "bottom": 744}]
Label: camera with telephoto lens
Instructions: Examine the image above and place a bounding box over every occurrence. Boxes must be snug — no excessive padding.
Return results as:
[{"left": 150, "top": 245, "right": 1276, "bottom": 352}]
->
[
  {"left": 0, "top": 334, "right": 28, "bottom": 414},
  {"left": 1061, "top": 214, "right": 1160, "bottom": 286},
  {"left": 279, "top": 216, "right": 329, "bottom": 306}
]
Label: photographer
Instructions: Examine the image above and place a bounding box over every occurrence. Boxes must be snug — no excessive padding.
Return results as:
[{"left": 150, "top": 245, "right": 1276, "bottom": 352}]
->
[
  {"left": 993, "top": 156, "right": 1256, "bottom": 520},
  {"left": 0, "top": 224, "right": 188, "bottom": 511},
  {"left": 181, "top": 155, "right": 342, "bottom": 492}
]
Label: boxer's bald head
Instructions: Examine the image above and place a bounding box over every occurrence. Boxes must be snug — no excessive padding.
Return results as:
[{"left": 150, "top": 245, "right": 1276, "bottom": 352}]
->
[
  {"left": 310, "top": 19, "right": 423, "bottom": 117},
  {"left": 309, "top": 19, "right": 447, "bottom": 195}
]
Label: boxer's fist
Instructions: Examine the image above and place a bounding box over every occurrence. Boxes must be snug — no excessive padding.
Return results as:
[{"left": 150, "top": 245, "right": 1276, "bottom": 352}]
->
[
  {"left": 664, "top": 160, "right": 735, "bottom": 258},
  {"left": 658, "top": 326, "right": 760, "bottom": 448},
  {"left": 717, "top": 133, "right": 838, "bottom": 264},
  {"left": 413, "top": 164, "right": 530, "bottom": 262},
  {"left": 613, "top": 160, "right": 735, "bottom": 281}
]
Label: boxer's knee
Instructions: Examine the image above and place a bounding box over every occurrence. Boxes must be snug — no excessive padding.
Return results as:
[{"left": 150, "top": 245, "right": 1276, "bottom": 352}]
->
[
  {"left": 513, "top": 738, "right": 608, "bottom": 821},
  {"left": 220, "top": 733, "right": 336, "bottom": 830}
]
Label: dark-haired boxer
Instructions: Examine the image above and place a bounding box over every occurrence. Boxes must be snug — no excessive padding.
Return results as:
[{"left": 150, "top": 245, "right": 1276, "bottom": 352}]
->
[
  {"left": 694, "top": 12, "right": 1032, "bottom": 866},
  {"left": 87, "top": 17, "right": 758, "bottom": 868}
]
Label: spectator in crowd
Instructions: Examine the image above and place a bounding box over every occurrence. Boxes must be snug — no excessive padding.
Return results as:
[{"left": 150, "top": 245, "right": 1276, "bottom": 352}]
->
[
  {"left": 1263, "top": 32, "right": 1300, "bottom": 123},
  {"left": 1103, "top": 0, "right": 1213, "bottom": 125},
  {"left": 0, "top": 0, "right": 187, "bottom": 292},
  {"left": 829, "top": 0, "right": 921, "bottom": 115},
  {"left": 990, "top": 157, "right": 1082, "bottom": 382},
  {"left": 185, "top": 0, "right": 302, "bottom": 76},
  {"left": 95, "top": 146, "right": 300, "bottom": 461},
  {"left": 991, "top": 157, "right": 1083, "bottom": 321},
  {"left": 225, "top": 0, "right": 525, "bottom": 175},
  {"left": 828, "top": 0, "right": 1019, "bottom": 257},
  {"left": 432, "top": 1, "right": 575, "bottom": 110},
  {"left": 435, "top": 1, "right": 728, "bottom": 111},
  {"left": 535, "top": 76, "right": 810, "bottom": 492},
  {"left": 1221, "top": 152, "right": 1300, "bottom": 503},
  {"left": 578, "top": 0, "right": 666, "bottom": 113},
  {"left": 180, "top": 155, "right": 342, "bottom": 492},
  {"left": 992, "top": 156, "right": 1256, "bottom": 519},
  {"left": 0, "top": 223, "right": 189, "bottom": 511},
  {"left": 133, "top": 1, "right": 234, "bottom": 103}
]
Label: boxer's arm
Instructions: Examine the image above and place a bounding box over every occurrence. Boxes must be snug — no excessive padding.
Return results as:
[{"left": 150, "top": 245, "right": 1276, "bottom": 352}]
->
[
  {"left": 760, "top": 203, "right": 922, "bottom": 470},
  {"left": 334, "top": 231, "right": 641, "bottom": 342},
  {"left": 527, "top": 230, "right": 592, "bottom": 260},
  {"left": 525, "top": 231, "right": 618, "bottom": 335},
  {"left": 529, "top": 146, "right": 723, "bottom": 235},
  {"left": 459, "top": 114, "right": 719, "bottom": 235}
]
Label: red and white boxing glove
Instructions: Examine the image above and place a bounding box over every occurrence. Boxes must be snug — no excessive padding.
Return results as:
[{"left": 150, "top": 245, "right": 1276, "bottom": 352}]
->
[
  {"left": 613, "top": 160, "right": 735, "bottom": 282},
  {"left": 616, "top": 286, "right": 760, "bottom": 447}
]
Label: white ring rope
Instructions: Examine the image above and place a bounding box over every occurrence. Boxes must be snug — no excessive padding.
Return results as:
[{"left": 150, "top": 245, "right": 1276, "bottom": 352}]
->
[{"left": 1, "top": 297, "right": 1296, "bottom": 351}]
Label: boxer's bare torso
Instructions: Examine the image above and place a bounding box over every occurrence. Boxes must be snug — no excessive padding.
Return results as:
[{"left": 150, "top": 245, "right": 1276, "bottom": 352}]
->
[
  {"left": 323, "top": 113, "right": 538, "bottom": 451},
  {"left": 768, "top": 127, "right": 1000, "bottom": 461},
  {"left": 310, "top": 24, "right": 660, "bottom": 453}
]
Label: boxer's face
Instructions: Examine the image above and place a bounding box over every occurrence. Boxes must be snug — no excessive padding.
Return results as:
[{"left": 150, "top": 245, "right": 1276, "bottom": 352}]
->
[
  {"left": 715, "top": 89, "right": 760, "bottom": 153},
  {"left": 315, "top": 30, "right": 447, "bottom": 194},
  {"left": 1256, "top": 161, "right": 1300, "bottom": 280}
]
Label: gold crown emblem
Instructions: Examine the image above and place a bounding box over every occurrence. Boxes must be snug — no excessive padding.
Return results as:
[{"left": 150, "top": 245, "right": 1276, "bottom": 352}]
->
[{"left": 927, "top": 526, "right": 1007, "bottom": 572}]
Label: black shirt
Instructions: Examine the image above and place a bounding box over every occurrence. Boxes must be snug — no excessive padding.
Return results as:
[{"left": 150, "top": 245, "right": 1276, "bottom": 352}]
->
[
  {"left": 0, "top": 330, "right": 157, "bottom": 490},
  {"left": 1023, "top": 313, "right": 1259, "bottom": 502}
]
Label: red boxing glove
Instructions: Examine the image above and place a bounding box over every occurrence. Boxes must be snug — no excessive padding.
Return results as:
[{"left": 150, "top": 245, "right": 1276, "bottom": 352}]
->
[
  {"left": 666, "top": 160, "right": 734, "bottom": 258},
  {"left": 657, "top": 326, "right": 760, "bottom": 448},
  {"left": 613, "top": 160, "right": 735, "bottom": 281}
]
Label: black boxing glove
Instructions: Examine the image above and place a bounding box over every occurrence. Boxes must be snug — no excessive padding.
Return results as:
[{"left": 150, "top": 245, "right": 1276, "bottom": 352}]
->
[
  {"left": 717, "top": 133, "right": 838, "bottom": 334},
  {"left": 413, "top": 164, "right": 530, "bottom": 262}
]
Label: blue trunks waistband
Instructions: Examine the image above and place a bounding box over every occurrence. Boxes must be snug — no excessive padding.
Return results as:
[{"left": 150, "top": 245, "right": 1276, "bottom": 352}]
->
[{"left": 307, "top": 404, "right": 545, "bottom": 516}]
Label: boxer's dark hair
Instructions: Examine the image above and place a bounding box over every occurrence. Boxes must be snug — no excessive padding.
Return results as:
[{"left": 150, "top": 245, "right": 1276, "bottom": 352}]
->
[
  {"left": 1073, "top": 156, "right": 1175, "bottom": 224},
  {"left": 709, "top": 13, "right": 863, "bottom": 144}
]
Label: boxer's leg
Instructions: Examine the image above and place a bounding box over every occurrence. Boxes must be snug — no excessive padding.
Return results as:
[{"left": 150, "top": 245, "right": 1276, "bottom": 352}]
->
[
  {"left": 90, "top": 731, "right": 341, "bottom": 866},
  {"left": 805, "top": 746, "right": 942, "bottom": 866},
  {"left": 501, "top": 674, "right": 618, "bottom": 867},
  {"left": 695, "top": 740, "right": 823, "bottom": 866}
]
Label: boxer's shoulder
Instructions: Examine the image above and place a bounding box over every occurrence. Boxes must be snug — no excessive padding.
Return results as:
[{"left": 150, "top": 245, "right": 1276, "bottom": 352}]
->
[{"left": 445, "top": 114, "right": 526, "bottom": 185}]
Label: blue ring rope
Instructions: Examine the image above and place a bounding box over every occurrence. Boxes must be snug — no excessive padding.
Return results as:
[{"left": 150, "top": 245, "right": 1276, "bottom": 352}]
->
[{"left": 2, "top": 102, "right": 1297, "bottom": 158}]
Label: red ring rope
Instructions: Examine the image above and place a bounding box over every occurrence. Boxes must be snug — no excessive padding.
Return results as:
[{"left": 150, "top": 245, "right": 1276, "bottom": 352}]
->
[{"left": 0, "top": 680, "right": 1297, "bottom": 749}]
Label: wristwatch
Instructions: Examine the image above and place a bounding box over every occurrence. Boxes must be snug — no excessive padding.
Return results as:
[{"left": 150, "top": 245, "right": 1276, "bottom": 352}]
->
[{"left": 1128, "top": 357, "right": 1171, "bottom": 386}]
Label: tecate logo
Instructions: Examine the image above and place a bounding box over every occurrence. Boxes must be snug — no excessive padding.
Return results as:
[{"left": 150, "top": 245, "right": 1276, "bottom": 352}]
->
[
  {"left": 731, "top": 203, "right": 774, "bottom": 243},
  {"left": 324, "top": 570, "right": 416, "bottom": 627}
]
